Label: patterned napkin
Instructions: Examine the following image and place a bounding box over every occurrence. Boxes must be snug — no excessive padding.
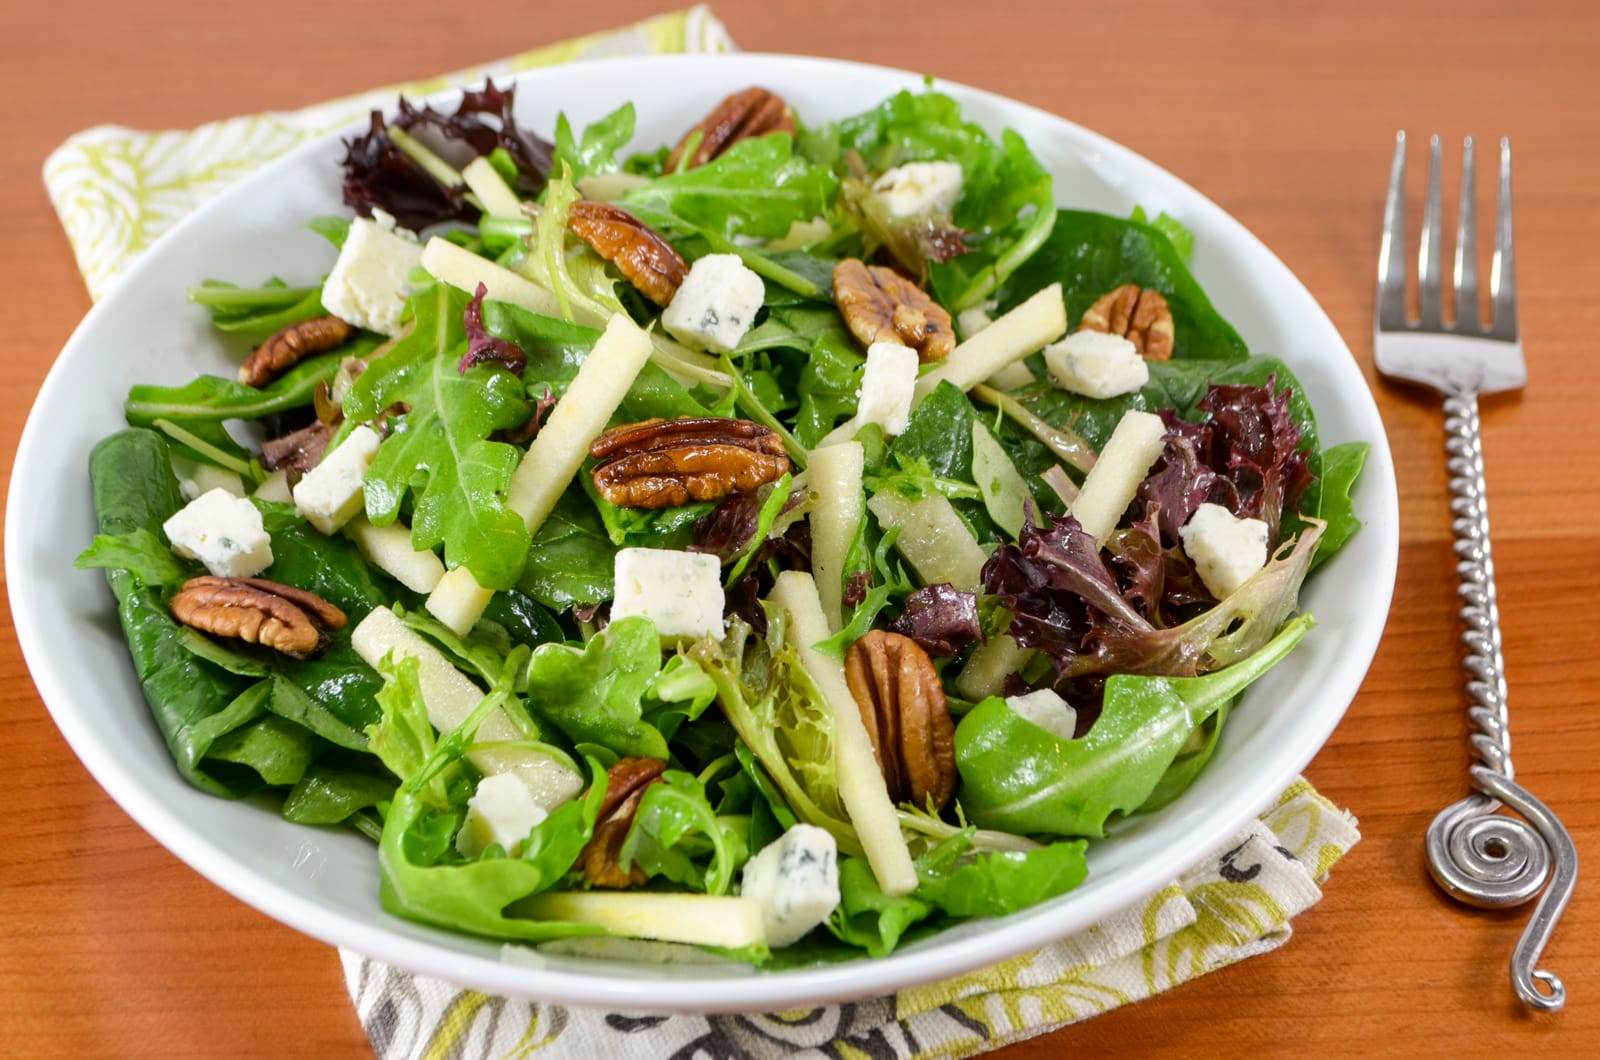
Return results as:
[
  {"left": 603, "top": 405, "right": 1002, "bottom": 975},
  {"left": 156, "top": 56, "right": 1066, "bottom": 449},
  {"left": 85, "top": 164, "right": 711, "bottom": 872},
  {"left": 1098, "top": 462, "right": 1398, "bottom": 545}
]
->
[{"left": 43, "top": 8, "right": 1361, "bottom": 1058}]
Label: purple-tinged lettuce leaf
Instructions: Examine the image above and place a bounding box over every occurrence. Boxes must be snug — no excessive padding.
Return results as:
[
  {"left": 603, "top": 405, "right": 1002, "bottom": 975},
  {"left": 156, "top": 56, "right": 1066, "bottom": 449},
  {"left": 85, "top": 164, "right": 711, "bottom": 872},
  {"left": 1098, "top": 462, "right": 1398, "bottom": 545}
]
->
[
  {"left": 460, "top": 283, "right": 527, "bottom": 375},
  {"left": 888, "top": 584, "right": 982, "bottom": 658},
  {"left": 341, "top": 111, "right": 474, "bottom": 232},
  {"left": 395, "top": 80, "right": 553, "bottom": 196}
]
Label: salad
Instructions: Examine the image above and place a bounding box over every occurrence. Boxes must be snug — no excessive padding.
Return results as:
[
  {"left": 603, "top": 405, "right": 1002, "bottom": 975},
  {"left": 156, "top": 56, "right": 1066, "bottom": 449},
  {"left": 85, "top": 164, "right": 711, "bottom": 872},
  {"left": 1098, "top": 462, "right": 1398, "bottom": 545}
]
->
[{"left": 77, "top": 80, "right": 1367, "bottom": 964}]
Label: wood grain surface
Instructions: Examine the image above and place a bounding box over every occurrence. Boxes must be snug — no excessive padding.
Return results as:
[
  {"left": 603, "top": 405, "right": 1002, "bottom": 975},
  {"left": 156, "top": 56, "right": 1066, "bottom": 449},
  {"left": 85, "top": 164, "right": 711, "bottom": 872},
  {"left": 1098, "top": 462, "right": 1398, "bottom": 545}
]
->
[{"left": 2, "top": 1, "right": 1596, "bottom": 1055}]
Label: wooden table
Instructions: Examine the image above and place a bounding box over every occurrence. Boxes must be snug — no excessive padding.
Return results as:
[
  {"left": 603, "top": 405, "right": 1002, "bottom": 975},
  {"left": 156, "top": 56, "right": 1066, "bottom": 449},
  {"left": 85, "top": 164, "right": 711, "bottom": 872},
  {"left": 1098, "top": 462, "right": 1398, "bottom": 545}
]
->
[{"left": 2, "top": 0, "right": 1595, "bottom": 1054}]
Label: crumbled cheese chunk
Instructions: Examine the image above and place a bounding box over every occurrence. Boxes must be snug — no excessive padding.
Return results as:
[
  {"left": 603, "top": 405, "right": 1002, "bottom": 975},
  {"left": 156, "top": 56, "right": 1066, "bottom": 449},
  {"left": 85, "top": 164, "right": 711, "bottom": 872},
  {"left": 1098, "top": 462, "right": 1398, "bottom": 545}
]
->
[
  {"left": 856, "top": 342, "right": 920, "bottom": 436},
  {"left": 1180, "top": 502, "right": 1270, "bottom": 599},
  {"left": 1044, "top": 330, "right": 1149, "bottom": 399},
  {"left": 320, "top": 217, "right": 423, "bottom": 335},
  {"left": 1005, "top": 688, "right": 1078, "bottom": 741},
  {"left": 610, "top": 548, "right": 725, "bottom": 641},
  {"left": 456, "top": 773, "right": 549, "bottom": 858},
  {"left": 661, "top": 253, "right": 764, "bottom": 353},
  {"left": 292, "top": 425, "right": 381, "bottom": 534},
  {"left": 162, "top": 488, "right": 273, "bottom": 578},
  {"left": 739, "top": 824, "right": 840, "bottom": 947},
  {"left": 872, "top": 161, "right": 964, "bottom": 218}
]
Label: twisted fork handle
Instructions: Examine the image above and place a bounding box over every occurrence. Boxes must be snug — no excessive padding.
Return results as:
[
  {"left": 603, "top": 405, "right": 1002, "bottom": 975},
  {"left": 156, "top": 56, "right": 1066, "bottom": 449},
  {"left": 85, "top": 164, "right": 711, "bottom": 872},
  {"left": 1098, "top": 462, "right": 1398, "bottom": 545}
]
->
[{"left": 1424, "top": 391, "right": 1577, "bottom": 1011}]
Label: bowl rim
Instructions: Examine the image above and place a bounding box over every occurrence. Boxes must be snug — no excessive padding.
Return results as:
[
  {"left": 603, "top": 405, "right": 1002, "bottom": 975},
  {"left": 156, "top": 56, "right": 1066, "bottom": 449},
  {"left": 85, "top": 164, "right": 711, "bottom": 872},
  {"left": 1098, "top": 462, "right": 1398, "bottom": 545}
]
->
[{"left": 7, "top": 51, "right": 1398, "bottom": 1013}]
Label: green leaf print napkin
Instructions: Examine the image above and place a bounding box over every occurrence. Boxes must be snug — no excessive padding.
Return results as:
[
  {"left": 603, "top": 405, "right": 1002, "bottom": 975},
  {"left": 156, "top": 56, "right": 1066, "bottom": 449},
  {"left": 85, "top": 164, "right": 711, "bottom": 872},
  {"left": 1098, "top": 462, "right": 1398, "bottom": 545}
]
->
[{"left": 42, "top": 8, "right": 1360, "bottom": 1057}]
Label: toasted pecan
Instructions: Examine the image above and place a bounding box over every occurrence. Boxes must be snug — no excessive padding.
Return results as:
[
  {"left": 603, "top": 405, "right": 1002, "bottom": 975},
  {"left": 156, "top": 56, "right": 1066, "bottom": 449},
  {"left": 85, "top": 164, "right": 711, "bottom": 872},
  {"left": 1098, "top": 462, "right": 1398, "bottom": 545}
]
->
[
  {"left": 170, "top": 576, "right": 345, "bottom": 659},
  {"left": 844, "top": 630, "right": 957, "bottom": 811},
  {"left": 238, "top": 315, "right": 353, "bottom": 387},
  {"left": 579, "top": 757, "right": 668, "bottom": 888},
  {"left": 567, "top": 201, "right": 688, "bottom": 306},
  {"left": 1078, "top": 284, "right": 1175, "bottom": 360},
  {"left": 589, "top": 417, "right": 789, "bottom": 510},
  {"left": 832, "top": 259, "right": 955, "bottom": 363},
  {"left": 667, "top": 87, "right": 795, "bottom": 171}
]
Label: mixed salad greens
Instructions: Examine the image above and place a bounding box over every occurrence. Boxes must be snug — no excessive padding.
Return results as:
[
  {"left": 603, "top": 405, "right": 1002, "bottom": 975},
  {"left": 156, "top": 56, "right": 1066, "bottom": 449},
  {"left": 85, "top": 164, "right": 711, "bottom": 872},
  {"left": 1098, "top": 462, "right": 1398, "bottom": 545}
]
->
[{"left": 78, "top": 80, "right": 1367, "bottom": 965}]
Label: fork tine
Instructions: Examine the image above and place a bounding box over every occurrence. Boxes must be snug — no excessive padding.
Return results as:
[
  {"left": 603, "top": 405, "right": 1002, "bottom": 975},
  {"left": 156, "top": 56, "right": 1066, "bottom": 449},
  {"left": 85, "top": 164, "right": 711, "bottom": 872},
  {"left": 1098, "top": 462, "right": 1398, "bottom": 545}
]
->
[
  {"left": 1491, "top": 136, "right": 1517, "bottom": 339},
  {"left": 1453, "top": 136, "right": 1479, "bottom": 330},
  {"left": 1377, "top": 131, "right": 1408, "bottom": 330},
  {"left": 1417, "top": 134, "right": 1445, "bottom": 328}
]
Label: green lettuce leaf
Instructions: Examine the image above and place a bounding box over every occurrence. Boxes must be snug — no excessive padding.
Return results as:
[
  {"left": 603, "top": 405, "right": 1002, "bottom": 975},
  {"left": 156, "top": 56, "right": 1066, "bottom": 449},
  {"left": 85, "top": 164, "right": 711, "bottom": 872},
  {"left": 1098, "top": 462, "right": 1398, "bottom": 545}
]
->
[
  {"left": 553, "top": 103, "right": 635, "bottom": 180},
  {"left": 522, "top": 616, "right": 670, "bottom": 760},
  {"left": 619, "top": 770, "right": 745, "bottom": 895},
  {"left": 955, "top": 614, "right": 1313, "bottom": 836}
]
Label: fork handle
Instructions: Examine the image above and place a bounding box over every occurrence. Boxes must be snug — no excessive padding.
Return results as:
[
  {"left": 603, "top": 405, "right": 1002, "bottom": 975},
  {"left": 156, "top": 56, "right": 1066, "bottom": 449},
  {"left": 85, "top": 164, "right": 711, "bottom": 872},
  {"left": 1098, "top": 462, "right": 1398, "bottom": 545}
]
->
[{"left": 1424, "top": 390, "right": 1577, "bottom": 1011}]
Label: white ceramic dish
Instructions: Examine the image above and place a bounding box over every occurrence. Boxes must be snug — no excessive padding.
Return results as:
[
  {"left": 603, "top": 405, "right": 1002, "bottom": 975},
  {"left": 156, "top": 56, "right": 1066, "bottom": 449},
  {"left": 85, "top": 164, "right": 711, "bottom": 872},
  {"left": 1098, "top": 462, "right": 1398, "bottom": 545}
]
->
[{"left": 7, "top": 53, "right": 1398, "bottom": 1013}]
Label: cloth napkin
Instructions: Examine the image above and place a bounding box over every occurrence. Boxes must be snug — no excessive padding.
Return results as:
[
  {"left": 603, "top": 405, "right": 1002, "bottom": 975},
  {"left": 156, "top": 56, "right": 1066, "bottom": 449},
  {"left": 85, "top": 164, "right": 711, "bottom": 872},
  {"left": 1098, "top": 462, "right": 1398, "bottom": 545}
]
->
[{"left": 43, "top": 8, "right": 1361, "bottom": 1058}]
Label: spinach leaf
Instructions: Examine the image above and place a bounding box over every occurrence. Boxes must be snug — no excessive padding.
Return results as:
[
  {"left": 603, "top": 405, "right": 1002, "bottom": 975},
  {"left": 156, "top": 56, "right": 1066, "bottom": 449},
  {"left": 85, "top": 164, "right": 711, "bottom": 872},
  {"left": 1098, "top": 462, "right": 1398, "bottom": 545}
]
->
[
  {"left": 891, "top": 381, "right": 977, "bottom": 481},
  {"left": 347, "top": 285, "right": 534, "bottom": 590},
  {"left": 794, "top": 341, "right": 864, "bottom": 449},
  {"left": 1000, "top": 210, "right": 1248, "bottom": 361},
  {"left": 1130, "top": 205, "right": 1195, "bottom": 264},
  {"left": 86, "top": 430, "right": 266, "bottom": 796},
  {"left": 623, "top": 134, "right": 836, "bottom": 241},
  {"left": 522, "top": 616, "right": 670, "bottom": 760},
  {"left": 517, "top": 488, "right": 615, "bottom": 608},
  {"left": 75, "top": 528, "right": 188, "bottom": 589},
  {"left": 1019, "top": 355, "right": 1319, "bottom": 454},
  {"left": 282, "top": 759, "right": 395, "bottom": 826},
  {"left": 206, "top": 710, "right": 319, "bottom": 786},
  {"left": 914, "top": 833, "right": 1088, "bottom": 918},
  {"left": 956, "top": 614, "right": 1312, "bottom": 836}
]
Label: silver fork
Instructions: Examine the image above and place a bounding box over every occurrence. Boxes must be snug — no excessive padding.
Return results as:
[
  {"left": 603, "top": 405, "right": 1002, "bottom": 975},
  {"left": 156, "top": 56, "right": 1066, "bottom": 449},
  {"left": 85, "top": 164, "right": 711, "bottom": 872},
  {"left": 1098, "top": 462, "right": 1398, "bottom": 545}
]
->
[{"left": 1376, "top": 132, "right": 1577, "bottom": 1012}]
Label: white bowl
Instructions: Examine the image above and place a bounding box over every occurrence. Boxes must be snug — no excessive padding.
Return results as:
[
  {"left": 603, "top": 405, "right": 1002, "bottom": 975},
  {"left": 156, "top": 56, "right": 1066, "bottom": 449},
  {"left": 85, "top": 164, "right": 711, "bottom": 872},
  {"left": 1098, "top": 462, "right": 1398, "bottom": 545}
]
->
[{"left": 7, "top": 53, "right": 1398, "bottom": 1013}]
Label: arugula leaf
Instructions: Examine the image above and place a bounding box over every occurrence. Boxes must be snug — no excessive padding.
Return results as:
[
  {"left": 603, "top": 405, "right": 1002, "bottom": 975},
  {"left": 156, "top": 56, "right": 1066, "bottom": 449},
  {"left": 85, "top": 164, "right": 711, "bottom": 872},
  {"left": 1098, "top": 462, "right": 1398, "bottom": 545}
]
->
[
  {"left": 1000, "top": 210, "right": 1248, "bottom": 361},
  {"left": 346, "top": 285, "right": 534, "bottom": 589},
  {"left": 891, "top": 381, "right": 977, "bottom": 481},
  {"left": 125, "top": 348, "right": 362, "bottom": 428},
  {"left": 954, "top": 614, "right": 1312, "bottom": 836},
  {"left": 799, "top": 89, "right": 1054, "bottom": 309},
  {"left": 484, "top": 299, "right": 706, "bottom": 421},
  {"left": 187, "top": 280, "right": 326, "bottom": 341},
  {"left": 522, "top": 616, "right": 670, "bottom": 760},
  {"left": 553, "top": 103, "right": 636, "bottom": 180},
  {"left": 624, "top": 134, "right": 836, "bottom": 240}
]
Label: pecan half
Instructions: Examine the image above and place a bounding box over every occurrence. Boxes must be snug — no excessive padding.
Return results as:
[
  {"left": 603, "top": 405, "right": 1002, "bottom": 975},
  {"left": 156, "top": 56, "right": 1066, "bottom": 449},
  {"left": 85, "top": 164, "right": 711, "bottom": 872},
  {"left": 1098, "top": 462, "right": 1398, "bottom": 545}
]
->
[
  {"left": 1078, "top": 284, "right": 1175, "bottom": 360},
  {"left": 238, "top": 315, "right": 353, "bottom": 387},
  {"left": 832, "top": 259, "right": 955, "bottom": 363},
  {"left": 579, "top": 756, "right": 668, "bottom": 888},
  {"left": 844, "top": 630, "right": 957, "bottom": 811},
  {"left": 567, "top": 201, "right": 688, "bottom": 307},
  {"left": 667, "top": 87, "right": 795, "bottom": 171},
  {"left": 590, "top": 417, "right": 790, "bottom": 509},
  {"left": 170, "top": 576, "right": 346, "bottom": 659}
]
